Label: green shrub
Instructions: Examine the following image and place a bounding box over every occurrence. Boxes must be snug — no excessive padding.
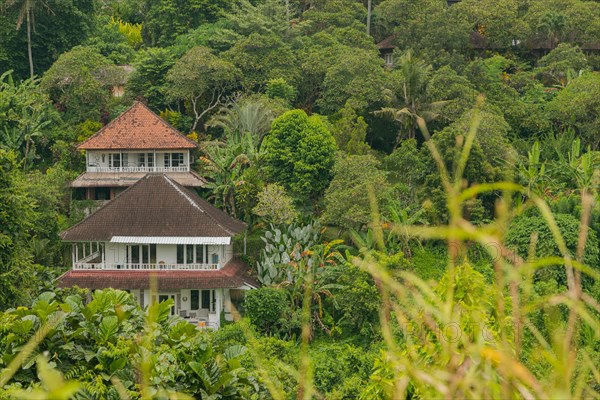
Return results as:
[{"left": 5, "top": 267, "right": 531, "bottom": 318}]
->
[
  {"left": 244, "top": 287, "right": 289, "bottom": 335},
  {"left": 506, "top": 213, "right": 599, "bottom": 289}
]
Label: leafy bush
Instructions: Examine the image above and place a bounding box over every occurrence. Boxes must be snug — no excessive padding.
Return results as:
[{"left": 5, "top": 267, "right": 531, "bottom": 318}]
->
[
  {"left": 0, "top": 289, "right": 261, "bottom": 398},
  {"left": 265, "top": 78, "right": 296, "bottom": 103},
  {"left": 244, "top": 287, "right": 289, "bottom": 335},
  {"left": 263, "top": 109, "right": 337, "bottom": 200},
  {"left": 506, "top": 212, "right": 599, "bottom": 290}
]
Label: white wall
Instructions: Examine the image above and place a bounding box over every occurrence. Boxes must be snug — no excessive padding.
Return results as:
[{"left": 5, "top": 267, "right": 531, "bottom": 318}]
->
[
  {"left": 156, "top": 244, "right": 176, "bottom": 264},
  {"left": 180, "top": 289, "right": 191, "bottom": 311},
  {"left": 86, "top": 150, "right": 190, "bottom": 170}
]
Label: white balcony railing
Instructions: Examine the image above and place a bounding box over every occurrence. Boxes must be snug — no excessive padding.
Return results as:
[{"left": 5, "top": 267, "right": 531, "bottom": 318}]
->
[
  {"left": 87, "top": 166, "right": 189, "bottom": 173},
  {"left": 74, "top": 262, "right": 219, "bottom": 271}
]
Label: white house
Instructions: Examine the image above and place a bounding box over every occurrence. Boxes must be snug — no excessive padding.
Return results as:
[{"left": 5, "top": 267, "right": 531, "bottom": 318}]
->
[
  {"left": 71, "top": 101, "right": 205, "bottom": 201},
  {"left": 59, "top": 103, "right": 257, "bottom": 329}
]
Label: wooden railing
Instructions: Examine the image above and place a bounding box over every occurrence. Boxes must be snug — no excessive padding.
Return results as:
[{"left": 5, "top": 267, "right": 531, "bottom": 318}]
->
[
  {"left": 86, "top": 166, "right": 189, "bottom": 173},
  {"left": 74, "top": 263, "right": 219, "bottom": 270}
]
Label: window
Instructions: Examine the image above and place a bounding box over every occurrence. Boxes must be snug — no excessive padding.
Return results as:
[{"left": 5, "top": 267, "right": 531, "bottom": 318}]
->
[
  {"left": 109, "top": 153, "right": 121, "bottom": 168},
  {"left": 384, "top": 53, "right": 393, "bottom": 67},
  {"left": 131, "top": 245, "right": 140, "bottom": 264},
  {"left": 164, "top": 152, "right": 184, "bottom": 167},
  {"left": 195, "top": 245, "right": 206, "bottom": 264},
  {"left": 186, "top": 244, "right": 194, "bottom": 264},
  {"left": 211, "top": 253, "right": 219, "bottom": 265},
  {"left": 150, "top": 244, "right": 156, "bottom": 264},
  {"left": 191, "top": 290, "right": 199, "bottom": 310},
  {"left": 142, "top": 245, "right": 149, "bottom": 264},
  {"left": 172, "top": 153, "right": 184, "bottom": 166},
  {"left": 127, "top": 244, "right": 156, "bottom": 265},
  {"left": 109, "top": 153, "right": 128, "bottom": 168},
  {"left": 95, "top": 187, "right": 110, "bottom": 200},
  {"left": 138, "top": 153, "right": 145, "bottom": 166},
  {"left": 177, "top": 244, "right": 184, "bottom": 264},
  {"left": 201, "top": 290, "right": 211, "bottom": 310},
  {"left": 147, "top": 153, "right": 154, "bottom": 167}
]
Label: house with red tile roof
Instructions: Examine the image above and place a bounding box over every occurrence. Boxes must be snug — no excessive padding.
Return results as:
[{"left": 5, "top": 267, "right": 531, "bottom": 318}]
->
[
  {"left": 60, "top": 174, "right": 257, "bottom": 329},
  {"left": 61, "top": 103, "right": 256, "bottom": 329},
  {"left": 71, "top": 101, "right": 205, "bottom": 201}
]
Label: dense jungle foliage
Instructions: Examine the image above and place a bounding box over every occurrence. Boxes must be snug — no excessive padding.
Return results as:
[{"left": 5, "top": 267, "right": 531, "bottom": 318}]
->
[{"left": 0, "top": 0, "right": 599, "bottom": 398}]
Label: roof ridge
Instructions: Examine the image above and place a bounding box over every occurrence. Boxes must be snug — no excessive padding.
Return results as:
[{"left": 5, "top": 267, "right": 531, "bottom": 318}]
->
[
  {"left": 76, "top": 101, "right": 197, "bottom": 150},
  {"left": 163, "top": 175, "right": 205, "bottom": 214},
  {"left": 133, "top": 102, "right": 198, "bottom": 147}
]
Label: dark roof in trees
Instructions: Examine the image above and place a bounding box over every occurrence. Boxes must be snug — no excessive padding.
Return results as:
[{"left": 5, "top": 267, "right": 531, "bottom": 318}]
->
[{"left": 61, "top": 174, "right": 246, "bottom": 241}]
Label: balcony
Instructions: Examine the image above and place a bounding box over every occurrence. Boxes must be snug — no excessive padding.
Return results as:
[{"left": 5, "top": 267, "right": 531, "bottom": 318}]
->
[
  {"left": 73, "top": 262, "right": 220, "bottom": 270},
  {"left": 86, "top": 166, "right": 189, "bottom": 173}
]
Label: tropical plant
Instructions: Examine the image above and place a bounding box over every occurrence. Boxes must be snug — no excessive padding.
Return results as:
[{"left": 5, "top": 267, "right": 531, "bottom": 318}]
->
[
  {"left": 263, "top": 109, "right": 337, "bottom": 200},
  {"left": 256, "top": 222, "right": 321, "bottom": 285},
  {"left": 322, "top": 153, "right": 390, "bottom": 229},
  {"left": 352, "top": 109, "right": 600, "bottom": 398},
  {"left": 537, "top": 11, "right": 566, "bottom": 49},
  {"left": 0, "top": 289, "right": 261, "bottom": 398},
  {"left": 199, "top": 129, "right": 264, "bottom": 217},
  {"left": 375, "top": 50, "right": 451, "bottom": 144},
  {"left": 0, "top": 71, "right": 58, "bottom": 170},
  {"left": 517, "top": 141, "right": 548, "bottom": 194},
  {"left": 206, "top": 97, "right": 277, "bottom": 146}
]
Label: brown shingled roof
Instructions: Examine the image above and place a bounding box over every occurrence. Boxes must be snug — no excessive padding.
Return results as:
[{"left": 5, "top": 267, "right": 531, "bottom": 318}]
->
[
  {"left": 61, "top": 174, "right": 246, "bottom": 241},
  {"left": 377, "top": 34, "right": 398, "bottom": 50},
  {"left": 57, "top": 258, "right": 258, "bottom": 290},
  {"left": 78, "top": 102, "right": 197, "bottom": 150}
]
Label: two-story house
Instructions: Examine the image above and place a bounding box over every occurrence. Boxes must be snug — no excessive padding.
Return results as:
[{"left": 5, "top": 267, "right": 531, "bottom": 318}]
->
[
  {"left": 59, "top": 103, "right": 257, "bottom": 329},
  {"left": 71, "top": 101, "right": 206, "bottom": 202}
]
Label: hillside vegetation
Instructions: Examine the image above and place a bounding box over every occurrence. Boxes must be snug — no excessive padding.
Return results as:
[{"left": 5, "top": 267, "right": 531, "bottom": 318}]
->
[{"left": 0, "top": 0, "right": 599, "bottom": 398}]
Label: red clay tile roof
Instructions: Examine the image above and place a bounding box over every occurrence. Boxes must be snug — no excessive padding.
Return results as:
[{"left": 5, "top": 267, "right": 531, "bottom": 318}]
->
[
  {"left": 78, "top": 102, "right": 197, "bottom": 150},
  {"left": 61, "top": 174, "right": 246, "bottom": 241},
  {"left": 57, "top": 258, "right": 259, "bottom": 290}
]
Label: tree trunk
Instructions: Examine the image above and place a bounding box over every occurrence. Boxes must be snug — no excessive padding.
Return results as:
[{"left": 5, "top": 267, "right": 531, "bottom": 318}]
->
[
  {"left": 366, "top": 0, "right": 372, "bottom": 36},
  {"left": 26, "top": 9, "right": 34, "bottom": 79}
]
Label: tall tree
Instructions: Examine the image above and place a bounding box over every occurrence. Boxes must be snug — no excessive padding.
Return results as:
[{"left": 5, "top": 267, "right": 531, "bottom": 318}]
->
[
  {"left": 40, "top": 46, "right": 120, "bottom": 123},
  {"left": 263, "top": 110, "right": 337, "bottom": 200},
  {"left": 1, "top": 0, "right": 51, "bottom": 78},
  {"left": 165, "top": 46, "right": 239, "bottom": 132}
]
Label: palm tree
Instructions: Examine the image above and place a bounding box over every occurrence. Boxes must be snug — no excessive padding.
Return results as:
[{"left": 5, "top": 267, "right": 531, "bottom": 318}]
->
[
  {"left": 206, "top": 98, "right": 276, "bottom": 148},
  {"left": 199, "top": 129, "right": 264, "bottom": 217},
  {"left": 1, "top": 0, "right": 52, "bottom": 79},
  {"left": 537, "top": 11, "right": 566, "bottom": 50},
  {"left": 375, "top": 50, "right": 450, "bottom": 145}
]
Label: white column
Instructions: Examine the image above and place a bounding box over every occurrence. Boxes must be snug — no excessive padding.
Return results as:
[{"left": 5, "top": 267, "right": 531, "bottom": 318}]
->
[{"left": 71, "top": 244, "right": 75, "bottom": 266}]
